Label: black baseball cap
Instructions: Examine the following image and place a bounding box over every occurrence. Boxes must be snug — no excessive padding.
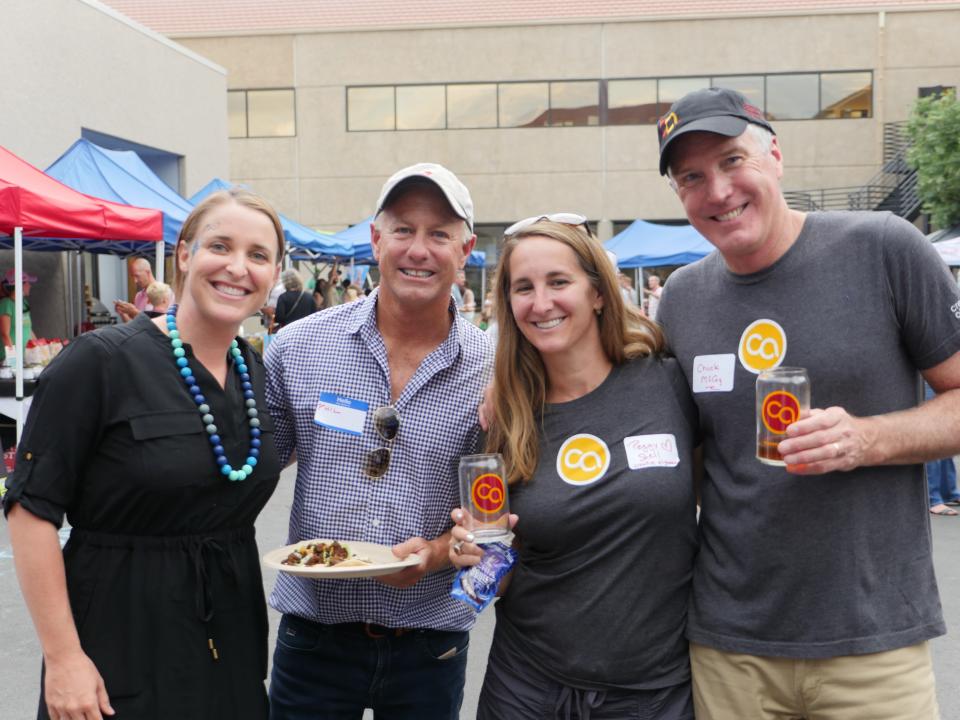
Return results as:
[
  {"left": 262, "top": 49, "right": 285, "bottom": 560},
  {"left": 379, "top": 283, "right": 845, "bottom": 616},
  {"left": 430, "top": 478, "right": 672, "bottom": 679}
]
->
[{"left": 657, "top": 87, "right": 775, "bottom": 175}]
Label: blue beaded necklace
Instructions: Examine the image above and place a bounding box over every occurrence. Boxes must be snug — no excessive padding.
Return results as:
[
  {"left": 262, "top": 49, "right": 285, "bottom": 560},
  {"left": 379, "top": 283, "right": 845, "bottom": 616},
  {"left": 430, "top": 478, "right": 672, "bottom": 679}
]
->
[{"left": 165, "top": 304, "right": 261, "bottom": 481}]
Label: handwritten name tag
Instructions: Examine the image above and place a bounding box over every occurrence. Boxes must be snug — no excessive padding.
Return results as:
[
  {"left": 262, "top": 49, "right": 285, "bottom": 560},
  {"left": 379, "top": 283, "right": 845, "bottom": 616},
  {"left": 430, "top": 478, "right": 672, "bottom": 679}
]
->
[
  {"left": 692, "top": 353, "right": 735, "bottom": 393},
  {"left": 624, "top": 434, "right": 680, "bottom": 469},
  {"left": 314, "top": 393, "right": 368, "bottom": 436}
]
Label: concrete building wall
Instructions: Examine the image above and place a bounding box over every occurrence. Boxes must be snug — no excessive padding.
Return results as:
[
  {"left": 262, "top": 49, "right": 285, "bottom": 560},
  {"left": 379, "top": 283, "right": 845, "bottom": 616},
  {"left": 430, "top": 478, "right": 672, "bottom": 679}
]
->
[
  {"left": 176, "top": 6, "right": 960, "bottom": 231},
  {"left": 1, "top": 0, "right": 229, "bottom": 337},
  {"left": 2, "top": 0, "right": 228, "bottom": 195}
]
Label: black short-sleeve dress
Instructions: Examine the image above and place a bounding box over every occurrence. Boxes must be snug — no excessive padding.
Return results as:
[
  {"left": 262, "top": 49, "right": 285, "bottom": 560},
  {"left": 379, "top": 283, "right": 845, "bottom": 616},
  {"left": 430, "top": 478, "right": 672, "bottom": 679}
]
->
[{"left": 2, "top": 313, "right": 281, "bottom": 720}]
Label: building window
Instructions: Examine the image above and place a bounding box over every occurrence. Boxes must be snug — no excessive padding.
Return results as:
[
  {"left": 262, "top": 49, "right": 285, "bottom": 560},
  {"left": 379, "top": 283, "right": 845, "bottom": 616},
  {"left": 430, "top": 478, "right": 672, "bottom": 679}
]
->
[
  {"left": 659, "top": 77, "right": 710, "bottom": 108},
  {"left": 606, "top": 79, "right": 659, "bottom": 125},
  {"left": 819, "top": 72, "right": 872, "bottom": 118},
  {"left": 345, "top": 70, "right": 872, "bottom": 131},
  {"left": 397, "top": 85, "right": 446, "bottom": 130},
  {"left": 227, "top": 89, "right": 295, "bottom": 138},
  {"left": 347, "top": 86, "right": 395, "bottom": 131},
  {"left": 228, "top": 91, "right": 247, "bottom": 138},
  {"left": 499, "top": 82, "right": 549, "bottom": 128},
  {"left": 549, "top": 81, "right": 599, "bottom": 126},
  {"left": 766, "top": 74, "right": 820, "bottom": 120},
  {"left": 447, "top": 84, "right": 498, "bottom": 129}
]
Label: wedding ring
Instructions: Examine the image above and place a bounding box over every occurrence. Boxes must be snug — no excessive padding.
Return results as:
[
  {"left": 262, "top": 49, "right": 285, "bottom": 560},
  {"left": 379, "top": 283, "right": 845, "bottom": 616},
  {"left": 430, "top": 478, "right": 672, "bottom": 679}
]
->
[
  {"left": 452, "top": 540, "right": 464, "bottom": 555},
  {"left": 832, "top": 442, "right": 842, "bottom": 458}
]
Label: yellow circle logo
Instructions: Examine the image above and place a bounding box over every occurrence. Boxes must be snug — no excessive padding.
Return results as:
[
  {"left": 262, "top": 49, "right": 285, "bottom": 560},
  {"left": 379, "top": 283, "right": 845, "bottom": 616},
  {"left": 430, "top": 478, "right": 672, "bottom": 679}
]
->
[
  {"left": 556, "top": 434, "right": 610, "bottom": 486},
  {"left": 738, "top": 319, "right": 787, "bottom": 374}
]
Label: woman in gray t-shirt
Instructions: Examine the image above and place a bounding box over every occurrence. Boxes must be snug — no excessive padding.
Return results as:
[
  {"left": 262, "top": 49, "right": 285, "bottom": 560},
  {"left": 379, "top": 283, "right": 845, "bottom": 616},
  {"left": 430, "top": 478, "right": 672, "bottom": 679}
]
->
[{"left": 450, "top": 217, "right": 698, "bottom": 720}]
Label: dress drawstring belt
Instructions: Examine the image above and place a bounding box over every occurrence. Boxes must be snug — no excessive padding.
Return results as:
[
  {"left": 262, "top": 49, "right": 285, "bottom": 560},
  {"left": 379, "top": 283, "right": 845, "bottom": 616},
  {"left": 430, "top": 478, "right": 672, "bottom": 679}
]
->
[
  {"left": 189, "top": 537, "right": 236, "bottom": 661},
  {"left": 68, "top": 525, "right": 254, "bottom": 664},
  {"left": 554, "top": 685, "right": 606, "bottom": 720}
]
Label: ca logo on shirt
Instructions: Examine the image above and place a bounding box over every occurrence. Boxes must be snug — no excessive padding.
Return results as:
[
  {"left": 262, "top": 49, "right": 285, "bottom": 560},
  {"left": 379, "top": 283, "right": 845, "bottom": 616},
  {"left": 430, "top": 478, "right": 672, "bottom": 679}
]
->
[
  {"left": 738, "top": 319, "right": 787, "bottom": 374},
  {"left": 556, "top": 434, "right": 610, "bottom": 486}
]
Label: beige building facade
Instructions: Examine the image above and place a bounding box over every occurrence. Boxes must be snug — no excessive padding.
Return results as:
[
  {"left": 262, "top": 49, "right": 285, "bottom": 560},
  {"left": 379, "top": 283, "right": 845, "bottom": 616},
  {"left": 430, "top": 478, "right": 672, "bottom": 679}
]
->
[{"left": 106, "top": 2, "right": 960, "bottom": 257}]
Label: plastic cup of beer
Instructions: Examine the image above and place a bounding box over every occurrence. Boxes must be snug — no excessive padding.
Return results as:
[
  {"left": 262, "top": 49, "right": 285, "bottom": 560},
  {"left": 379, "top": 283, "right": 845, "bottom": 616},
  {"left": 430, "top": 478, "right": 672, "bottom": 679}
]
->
[
  {"left": 756, "top": 367, "right": 810, "bottom": 466},
  {"left": 458, "top": 453, "right": 510, "bottom": 541}
]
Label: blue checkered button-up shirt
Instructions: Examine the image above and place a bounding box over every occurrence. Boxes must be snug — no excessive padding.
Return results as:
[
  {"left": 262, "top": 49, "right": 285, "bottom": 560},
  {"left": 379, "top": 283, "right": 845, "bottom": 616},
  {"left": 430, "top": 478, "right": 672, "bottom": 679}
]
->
[{"left": 264, "top": 289, "right": 493, "bottom": 630}]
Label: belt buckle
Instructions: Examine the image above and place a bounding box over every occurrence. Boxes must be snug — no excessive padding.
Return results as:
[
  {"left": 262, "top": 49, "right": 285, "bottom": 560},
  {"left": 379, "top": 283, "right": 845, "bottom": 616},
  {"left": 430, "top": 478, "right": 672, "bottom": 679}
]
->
[
  {"left": 363, "top": 622, "right": 407, "bottom": 638},
  {"left": 364, "top": 622, "right": 386, "bottom": 639}
]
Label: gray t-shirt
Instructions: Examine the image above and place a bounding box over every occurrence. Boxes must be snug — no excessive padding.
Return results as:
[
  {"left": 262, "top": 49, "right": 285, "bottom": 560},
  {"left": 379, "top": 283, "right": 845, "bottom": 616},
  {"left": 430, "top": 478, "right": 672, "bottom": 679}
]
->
[
  {"left": 495, "top": 356, "right": 699, "bottom": 689},
  {"left": 658, "top": 211, "right": 960, "bottom": 658}
]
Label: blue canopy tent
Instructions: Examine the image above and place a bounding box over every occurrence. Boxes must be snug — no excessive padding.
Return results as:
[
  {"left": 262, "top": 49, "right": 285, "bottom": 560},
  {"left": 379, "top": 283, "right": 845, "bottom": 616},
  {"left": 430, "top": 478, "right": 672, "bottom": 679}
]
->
[
  {"left": 46, "top": 139, "right": 193, "bottom": 258},
  {"left": 190, "top": 178, "right": 352, "bottom": 260},
  {"left": 325, "top": 215, "right": 486, "bottom": 266},
  {"left": 605, "top": 219, "right": 714, "bottom": 267},
  {"left": 324, "top": 215, "right": 376, "bottom": 263}
]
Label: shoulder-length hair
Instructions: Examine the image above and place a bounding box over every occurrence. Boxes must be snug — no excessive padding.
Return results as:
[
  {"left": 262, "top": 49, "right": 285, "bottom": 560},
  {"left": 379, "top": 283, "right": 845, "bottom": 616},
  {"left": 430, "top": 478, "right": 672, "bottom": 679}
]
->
[
  {"left": 173, "top": 188, "right": 285, "bottom": 297},
  {"left": 486, "top": 220, "right": 665, "bottom": 485}
]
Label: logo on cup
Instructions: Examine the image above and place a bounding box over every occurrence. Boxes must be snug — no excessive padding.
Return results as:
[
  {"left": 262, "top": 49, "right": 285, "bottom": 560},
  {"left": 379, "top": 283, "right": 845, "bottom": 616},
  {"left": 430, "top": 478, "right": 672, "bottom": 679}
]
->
[
  {"left": 738, "top": 319, "right": 787, "bottom": 374},
  {"left": 471, "top": 473, "right": 505, "bottom": 514},
  {"left": 556, "top": 434, "right": 610, "bottom": 486},
  {"left": 761, "top": 390, "right": 801, "bottom": 434}
]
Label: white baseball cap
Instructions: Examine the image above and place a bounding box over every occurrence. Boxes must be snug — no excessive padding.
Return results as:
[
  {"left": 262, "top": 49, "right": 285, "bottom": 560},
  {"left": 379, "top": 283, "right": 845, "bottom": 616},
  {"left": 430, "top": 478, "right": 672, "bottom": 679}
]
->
[{"left": 376, "top": 163, "right": 474, "bottom": 231}]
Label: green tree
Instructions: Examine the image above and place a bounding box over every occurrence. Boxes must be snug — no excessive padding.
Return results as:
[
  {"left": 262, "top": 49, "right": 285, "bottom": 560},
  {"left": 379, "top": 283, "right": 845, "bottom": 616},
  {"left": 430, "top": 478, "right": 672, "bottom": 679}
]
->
[{"left": 906, "top": 90, "right": 960, "bottom": 229}]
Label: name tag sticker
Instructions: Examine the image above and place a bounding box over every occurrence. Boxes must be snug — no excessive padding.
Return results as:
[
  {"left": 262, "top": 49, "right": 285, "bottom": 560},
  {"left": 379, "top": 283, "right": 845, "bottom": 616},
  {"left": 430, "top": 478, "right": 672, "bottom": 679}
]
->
[
  {"left": 314, "top": 393, "right": 369, "bottom": 436},
  {"left": 624, "top": 434, "right": 680, "bottom": 469},
  {"left": 692, "top": 353, "right": 735, "bottom": 393}
]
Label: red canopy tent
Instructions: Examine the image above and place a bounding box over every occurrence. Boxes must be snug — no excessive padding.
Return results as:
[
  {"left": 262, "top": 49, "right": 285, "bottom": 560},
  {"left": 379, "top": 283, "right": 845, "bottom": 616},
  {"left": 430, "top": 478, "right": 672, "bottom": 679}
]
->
[{"left": 0, "top": 144, "right": 162, "bottom": 438}]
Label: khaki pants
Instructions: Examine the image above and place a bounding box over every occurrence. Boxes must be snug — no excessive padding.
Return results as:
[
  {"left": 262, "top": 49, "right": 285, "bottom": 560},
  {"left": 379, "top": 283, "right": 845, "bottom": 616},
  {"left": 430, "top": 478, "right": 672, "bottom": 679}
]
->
[{"left": 690, "top": 641, "right": 940, "bottom": 720}]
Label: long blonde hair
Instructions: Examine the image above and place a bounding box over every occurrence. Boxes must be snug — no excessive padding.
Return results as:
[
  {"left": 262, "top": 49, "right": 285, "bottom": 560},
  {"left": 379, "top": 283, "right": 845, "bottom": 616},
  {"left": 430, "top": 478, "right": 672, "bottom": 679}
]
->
[{"left": 487, "top": 220, "right": 665, "bottom": 484}]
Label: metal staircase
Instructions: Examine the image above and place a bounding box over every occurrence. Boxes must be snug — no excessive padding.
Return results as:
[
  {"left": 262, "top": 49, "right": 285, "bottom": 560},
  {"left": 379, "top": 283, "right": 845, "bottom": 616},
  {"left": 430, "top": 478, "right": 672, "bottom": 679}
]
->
[{"left": 783, "top": 122, "right": 921, "bottom": 220}]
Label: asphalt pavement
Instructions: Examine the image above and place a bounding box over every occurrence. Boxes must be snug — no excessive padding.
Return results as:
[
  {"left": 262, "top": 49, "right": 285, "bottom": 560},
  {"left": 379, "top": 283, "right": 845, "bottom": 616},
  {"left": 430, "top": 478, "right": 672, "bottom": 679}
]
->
[{"left": 1, "top": 464, "right": 958, "bottom": 719}]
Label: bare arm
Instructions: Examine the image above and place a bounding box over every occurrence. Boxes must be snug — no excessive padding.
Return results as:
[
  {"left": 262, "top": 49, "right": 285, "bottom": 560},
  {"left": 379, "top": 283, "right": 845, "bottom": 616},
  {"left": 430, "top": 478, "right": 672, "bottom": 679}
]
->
[
  {"left": 780, "top": 352, "right": 960, "bottom": 473},
  {"left": 0, "top": 314, "right": 13, "bottom": 347},
  {"left": 8, "top": 504, "right": 114, "bottom": 718}
]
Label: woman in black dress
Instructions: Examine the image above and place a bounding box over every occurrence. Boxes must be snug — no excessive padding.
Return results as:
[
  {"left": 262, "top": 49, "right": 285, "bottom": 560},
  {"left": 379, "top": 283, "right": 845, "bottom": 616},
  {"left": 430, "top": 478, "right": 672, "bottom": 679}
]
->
[{"left": 4, "top": 188, "right": 285, "bottom": 720}]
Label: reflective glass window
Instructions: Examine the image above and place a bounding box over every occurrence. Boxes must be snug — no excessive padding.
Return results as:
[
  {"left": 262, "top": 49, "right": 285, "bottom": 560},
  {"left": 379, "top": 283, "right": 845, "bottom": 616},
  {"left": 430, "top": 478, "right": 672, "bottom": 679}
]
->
[
  {"left": 348, "top": 86, "right": 395, "bottom": 131},
  {"left": 447, "top": 84, "right": 498, "bottom": 128},
  {"left": 659, "top": 77, "right": 710, "bottom": 107},
  {"left": 498, "top": 83, "right": 549, "bottom": 127},
  {"left": 396, "top": 85, "right": 446, "bottom": 130},
  {"left": 246, "top": 89, "right": 296, "bottom": 137},
  {"left": 712, "top": 75, "right": 765, "bottom": 113},
  {"left": 228, "top": 91, "right": 247, "bottom": 138},
  {"left": 766, "top": 74, "right": 819, "bottom": 120},
  {"left": 819, "top": 72, "right": 872, "bottom": 119},
  {"left": 549, "top": 81, "right": 599, "bottom": 126},
  {"left": 606, "top": 79, "right": 659, "bottom": 125}
]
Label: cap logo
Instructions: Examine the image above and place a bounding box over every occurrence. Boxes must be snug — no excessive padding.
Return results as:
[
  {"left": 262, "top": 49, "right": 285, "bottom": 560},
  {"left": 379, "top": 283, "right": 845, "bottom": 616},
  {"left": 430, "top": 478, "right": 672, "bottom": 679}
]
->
[
  {"left": 658, "top": 112, "right": 679, "bottom": 140},
  {"left": 743, "top": 103, "right": 764, "bottom": 120}
]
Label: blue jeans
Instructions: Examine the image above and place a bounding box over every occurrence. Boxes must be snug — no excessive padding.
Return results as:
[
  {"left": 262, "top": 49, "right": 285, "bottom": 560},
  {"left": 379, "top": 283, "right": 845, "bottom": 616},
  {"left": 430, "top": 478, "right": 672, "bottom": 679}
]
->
[
  {"left": 924, "top": 384, "right": 960, "bottom": 507},
  {"left": 927, "top": 455, "right": 959, "bottom": 506},
  {"left": 269, "top": 614, "right": 468, "bottom": 720}
]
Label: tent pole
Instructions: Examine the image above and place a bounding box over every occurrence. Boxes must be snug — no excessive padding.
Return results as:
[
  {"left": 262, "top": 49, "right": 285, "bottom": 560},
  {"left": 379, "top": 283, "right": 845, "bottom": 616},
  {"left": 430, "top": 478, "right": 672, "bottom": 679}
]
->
[
  {"left": 14, "top": 227, "right": 24, "bottom": 444},
  {"left": 155, "top": 241, "right": 165, "bottom": 284},
  {"left": 75, "top": 251, "right": 83, "bottom": 336},
  {"left": 65, "top": 250, "right": 74, "bottom": 339}
]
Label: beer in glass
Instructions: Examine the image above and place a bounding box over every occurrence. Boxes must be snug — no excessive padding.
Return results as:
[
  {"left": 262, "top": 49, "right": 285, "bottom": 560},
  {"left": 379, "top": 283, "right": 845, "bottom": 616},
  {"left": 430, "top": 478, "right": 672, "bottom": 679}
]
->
[
  {"left": 458, "top": 453, "right": 510, "bottom": 541},
  {"left": 756, "top": 367, "right": 810, "bottom": 466}
]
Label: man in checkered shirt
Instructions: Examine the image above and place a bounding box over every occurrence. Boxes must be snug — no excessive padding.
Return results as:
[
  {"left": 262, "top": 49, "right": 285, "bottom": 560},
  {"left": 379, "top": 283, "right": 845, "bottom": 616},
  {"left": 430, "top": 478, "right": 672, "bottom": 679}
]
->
[{"left": 265, "top": 163, "right": 492, "bottom": 720}]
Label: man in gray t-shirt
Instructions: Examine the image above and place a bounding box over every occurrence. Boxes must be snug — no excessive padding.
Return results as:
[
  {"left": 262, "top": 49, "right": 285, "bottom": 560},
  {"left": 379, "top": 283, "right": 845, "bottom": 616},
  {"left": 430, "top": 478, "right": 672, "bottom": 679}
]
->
[{"left": 654, "top": 87, "right": 960, "bottom": 719}]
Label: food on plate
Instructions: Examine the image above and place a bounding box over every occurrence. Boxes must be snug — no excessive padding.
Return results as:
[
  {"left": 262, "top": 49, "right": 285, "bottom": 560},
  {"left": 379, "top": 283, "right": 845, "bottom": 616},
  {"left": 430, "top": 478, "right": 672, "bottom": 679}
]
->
[{"left": 280, "top": 540, "right": 372, "bottom": 568}]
